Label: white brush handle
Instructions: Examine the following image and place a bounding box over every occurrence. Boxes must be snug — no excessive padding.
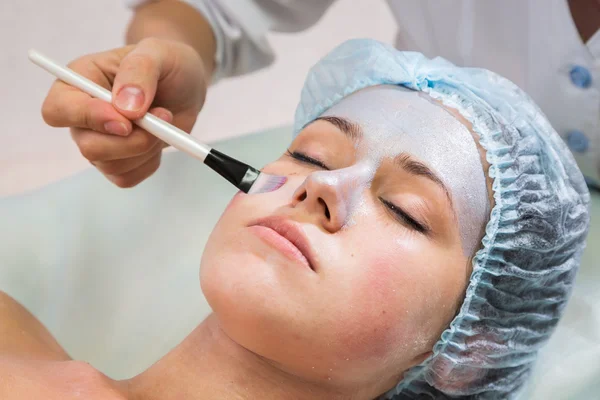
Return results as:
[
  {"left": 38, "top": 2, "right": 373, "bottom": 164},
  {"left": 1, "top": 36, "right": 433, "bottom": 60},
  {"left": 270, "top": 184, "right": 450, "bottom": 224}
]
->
[{"left": 28, "top": 49, "right": 211, "bottom": 162}]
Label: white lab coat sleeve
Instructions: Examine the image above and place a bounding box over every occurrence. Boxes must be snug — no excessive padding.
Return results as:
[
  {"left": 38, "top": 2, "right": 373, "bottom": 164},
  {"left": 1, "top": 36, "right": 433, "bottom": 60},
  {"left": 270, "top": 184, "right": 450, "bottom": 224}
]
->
[{"left": 124, "top": 0, "right": 336, "bottom": 82}]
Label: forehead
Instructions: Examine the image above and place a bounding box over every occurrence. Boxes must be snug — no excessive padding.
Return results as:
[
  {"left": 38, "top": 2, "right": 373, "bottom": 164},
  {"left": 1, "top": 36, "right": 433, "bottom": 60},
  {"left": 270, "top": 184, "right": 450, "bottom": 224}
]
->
[
  {"left": 324, "top": 86, "right": 464, "bottom": 143},
  {"left": 321, "top": 86, "right": 481, "bottom": 180}
]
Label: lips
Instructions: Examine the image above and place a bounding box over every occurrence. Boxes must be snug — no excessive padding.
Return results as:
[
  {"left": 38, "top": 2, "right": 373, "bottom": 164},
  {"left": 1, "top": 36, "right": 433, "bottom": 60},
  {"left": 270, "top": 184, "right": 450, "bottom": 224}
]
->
[{"left": 249, "top": 216, "right": 316, "bottom": 271}]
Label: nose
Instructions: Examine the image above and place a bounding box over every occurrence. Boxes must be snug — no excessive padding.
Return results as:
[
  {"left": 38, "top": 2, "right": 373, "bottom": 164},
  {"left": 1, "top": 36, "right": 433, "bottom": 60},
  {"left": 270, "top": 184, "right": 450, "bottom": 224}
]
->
[{"left": 291, "top": 169, "right": 357, "bottom": 232}]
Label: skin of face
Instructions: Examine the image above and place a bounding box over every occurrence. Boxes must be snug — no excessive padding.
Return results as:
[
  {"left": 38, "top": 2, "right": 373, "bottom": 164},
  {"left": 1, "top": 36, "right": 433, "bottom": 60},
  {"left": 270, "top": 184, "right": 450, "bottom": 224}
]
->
[{"left": 199, "top": 88, "right": 491, "bottom": 396}]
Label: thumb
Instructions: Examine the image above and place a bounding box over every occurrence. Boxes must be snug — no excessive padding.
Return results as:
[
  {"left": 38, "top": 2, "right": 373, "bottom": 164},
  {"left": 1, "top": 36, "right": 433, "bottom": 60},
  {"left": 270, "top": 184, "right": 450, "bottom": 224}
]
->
[{"left": 112, "top": 39, "right": 169, "bottom": 120}]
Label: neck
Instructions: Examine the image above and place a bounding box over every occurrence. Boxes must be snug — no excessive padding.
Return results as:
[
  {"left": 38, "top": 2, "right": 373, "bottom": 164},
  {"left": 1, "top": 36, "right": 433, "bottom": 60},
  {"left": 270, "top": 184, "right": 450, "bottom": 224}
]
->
[{"left": 124, "top": 314, "right": 357, "bottom": 400}]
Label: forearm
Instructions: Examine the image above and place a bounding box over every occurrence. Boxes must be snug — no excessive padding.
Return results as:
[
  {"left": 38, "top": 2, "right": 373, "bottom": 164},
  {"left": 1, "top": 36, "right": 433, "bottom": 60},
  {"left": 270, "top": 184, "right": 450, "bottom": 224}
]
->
[
  {"left": 126, "top": 0, "right": 216, "bottom": 80},
  {"left": 0, "top": 291, "right": 69, "bottom": 361}
]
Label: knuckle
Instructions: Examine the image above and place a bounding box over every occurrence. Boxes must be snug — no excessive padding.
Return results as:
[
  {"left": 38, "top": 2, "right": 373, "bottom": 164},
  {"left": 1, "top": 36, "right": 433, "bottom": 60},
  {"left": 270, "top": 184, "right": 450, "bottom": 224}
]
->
[
  {"left": 67, "top": 55, "right": 92, "bottom": 72},
  {"left": 41, "top": 98, "right": 61, "bottom": 127},
  {"left": 142, "top": 156, "right": 162, "bottom": 182},
  {"left": 121, "top": 52, "right": 156, "bottom": 75},
  {"left": 110, "top": 174, "right": 139, "bottom": 189},
  {"left": 148, "top": 157, "right": 161, "bottom": 176},
  {"left": 95, "top": 161, "right": 123, "bottom": 176},
  {"left": 81, "top": 103, "right": 96, "bottom": 130},
  {"left": 79, "top": 110, "right": 91, "bottom": 131},
  {"left": 77, "top": 136, "right": 102, "bottom": 161},
  {"left": 138, "top": 37, "right": 163, "bottom": 50},
  {"left": 133, "top": 133, "right": 157, "bottom": 153}
]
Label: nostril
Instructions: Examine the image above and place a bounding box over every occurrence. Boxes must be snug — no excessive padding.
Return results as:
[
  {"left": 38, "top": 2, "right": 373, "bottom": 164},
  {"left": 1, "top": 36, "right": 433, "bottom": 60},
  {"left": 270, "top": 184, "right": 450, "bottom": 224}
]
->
[
  {"left": 319, "top": 198, "right": 330, "bottom": 220},
  {"left": 298, "top": 191, "right": 307, "bottom": 201}
]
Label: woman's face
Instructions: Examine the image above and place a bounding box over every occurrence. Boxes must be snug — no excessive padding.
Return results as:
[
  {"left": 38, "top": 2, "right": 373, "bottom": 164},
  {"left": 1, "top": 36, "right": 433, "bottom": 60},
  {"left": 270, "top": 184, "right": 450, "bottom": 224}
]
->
[{"left": 200, "top": 86, "right": 490, "bottom": 394}]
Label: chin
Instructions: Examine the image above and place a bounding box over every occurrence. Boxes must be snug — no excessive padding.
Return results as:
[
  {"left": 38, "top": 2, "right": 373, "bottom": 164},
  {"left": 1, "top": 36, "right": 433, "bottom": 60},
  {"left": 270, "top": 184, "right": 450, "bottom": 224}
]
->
[
  {"left": 201, "top": 227, "right": 289, "bottom": 318},
  {"left": 200, "top": 228, "right": 317, "bottom": 359}
]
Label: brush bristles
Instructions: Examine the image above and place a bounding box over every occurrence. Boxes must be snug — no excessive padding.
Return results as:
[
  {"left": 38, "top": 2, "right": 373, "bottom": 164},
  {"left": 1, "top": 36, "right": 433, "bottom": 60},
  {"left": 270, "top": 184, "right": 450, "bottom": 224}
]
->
[{"left": 247, "top": 173, "right": 287, "bottom": 194}]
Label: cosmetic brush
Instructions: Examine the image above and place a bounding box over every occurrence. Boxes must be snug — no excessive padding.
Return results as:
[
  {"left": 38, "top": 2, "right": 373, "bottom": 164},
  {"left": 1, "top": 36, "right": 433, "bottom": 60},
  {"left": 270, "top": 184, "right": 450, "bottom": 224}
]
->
[{"left": 28, "top": 49, "right": 286, "bottom": 194}]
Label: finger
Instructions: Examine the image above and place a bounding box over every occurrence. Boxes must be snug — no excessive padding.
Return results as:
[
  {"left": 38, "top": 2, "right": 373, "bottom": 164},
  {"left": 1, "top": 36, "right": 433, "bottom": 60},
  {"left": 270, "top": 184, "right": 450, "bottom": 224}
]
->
[
  {"left": 112, "top": 38, "right": 172, "bottom": 119},
  {"left": 42, "top": 57, "right": 133, "bottom": 136},
  {"left": 44, "top": 87, "right": 133, "bottom": 136},
  {"left": 71, "top": 108, "right": 172, "bottom": 162},
  {"left": 106, "top": 152, "right": 162, "bottom": 188},
  {"left": 92, "top": 141, "right": 163, "bottom": 176}
]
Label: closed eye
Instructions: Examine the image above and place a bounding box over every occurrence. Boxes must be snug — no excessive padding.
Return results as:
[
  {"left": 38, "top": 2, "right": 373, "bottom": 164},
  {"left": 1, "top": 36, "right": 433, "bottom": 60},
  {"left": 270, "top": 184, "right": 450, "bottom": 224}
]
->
[
  {"left": 286, "top": 150, "right": 330, "bottom": 170},
  {"left": 380, "top": 198, "right": 429, "bottom": 234}
]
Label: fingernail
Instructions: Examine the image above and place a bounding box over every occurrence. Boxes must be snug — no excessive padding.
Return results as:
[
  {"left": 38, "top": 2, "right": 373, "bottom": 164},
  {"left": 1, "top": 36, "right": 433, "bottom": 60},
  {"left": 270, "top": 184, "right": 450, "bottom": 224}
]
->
[
  {"left": 104, "top": 121, "right": 130, "bottom": 136},
  {"left": 158, "top": 110, "right": 173, "bottom": 122},
  {"left": 115, "top": 85, "right": 144, "bottom": 112}
]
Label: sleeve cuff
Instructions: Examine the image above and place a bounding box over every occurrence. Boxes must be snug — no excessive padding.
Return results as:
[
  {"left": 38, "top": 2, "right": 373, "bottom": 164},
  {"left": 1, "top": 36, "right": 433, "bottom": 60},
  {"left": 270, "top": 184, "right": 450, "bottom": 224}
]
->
[{"left": 180, "top": 0, "right": 228, "bottom": 83}]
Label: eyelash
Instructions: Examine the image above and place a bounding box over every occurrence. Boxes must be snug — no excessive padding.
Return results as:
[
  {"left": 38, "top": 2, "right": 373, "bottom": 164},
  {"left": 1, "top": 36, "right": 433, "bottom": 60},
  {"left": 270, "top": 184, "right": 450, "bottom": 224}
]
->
[
  {"left": 287, "top": 150, "right": 427, "bottom": 234},
  {"left": 380, "top": 198, "right": 428, "bottom": 234},
  {"left": 286, "top": 150, "right": 330, "bottom": 170}
]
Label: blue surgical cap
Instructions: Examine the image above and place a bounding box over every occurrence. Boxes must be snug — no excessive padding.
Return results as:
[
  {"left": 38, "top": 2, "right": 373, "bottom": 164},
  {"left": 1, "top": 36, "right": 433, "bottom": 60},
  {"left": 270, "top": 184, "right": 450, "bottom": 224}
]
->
[{"left": 294, "top": 39, "right": 591, "bottom": 399}]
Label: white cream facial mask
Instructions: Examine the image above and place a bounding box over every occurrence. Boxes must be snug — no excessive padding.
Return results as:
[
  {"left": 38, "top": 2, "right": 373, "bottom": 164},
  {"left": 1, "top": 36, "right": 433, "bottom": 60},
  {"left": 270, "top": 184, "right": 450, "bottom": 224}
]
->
[{"left": 313, "top": 85, "right": 490, "bottom": 256}]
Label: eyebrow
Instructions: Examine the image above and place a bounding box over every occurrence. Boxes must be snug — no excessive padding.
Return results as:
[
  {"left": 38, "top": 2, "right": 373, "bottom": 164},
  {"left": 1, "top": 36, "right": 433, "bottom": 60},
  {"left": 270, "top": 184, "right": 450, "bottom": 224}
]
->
[
  {"left": 394, "top": 153, "right": 454, "bottom": 207},
  {"left": 314, "top": 116, "right": 363, "bottom": 141}
]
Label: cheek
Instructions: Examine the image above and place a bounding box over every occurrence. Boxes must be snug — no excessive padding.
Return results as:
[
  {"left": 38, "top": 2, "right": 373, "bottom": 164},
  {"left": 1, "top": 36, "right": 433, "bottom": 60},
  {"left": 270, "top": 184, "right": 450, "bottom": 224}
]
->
[
  {"left": 213, "top": 184, "right": 292, "bottom": 231},
  {"left": 332, "top": 254, "right": 407, "bottom": 361},
  {"left": 200, "top": 193, "right": 273, "bottom": 297},
  {"left": 223, "top": 191, "right": 245, "bottom": 212},
  {"left": 331, "top": 241, "right": 455, "bottom": 363}
]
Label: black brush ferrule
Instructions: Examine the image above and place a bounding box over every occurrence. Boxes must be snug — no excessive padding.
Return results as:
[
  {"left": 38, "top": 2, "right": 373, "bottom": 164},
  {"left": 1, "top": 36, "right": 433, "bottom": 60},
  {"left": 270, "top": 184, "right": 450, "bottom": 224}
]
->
[{"left": 204, "top": 149, "right": 260, "bottom": 193}]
